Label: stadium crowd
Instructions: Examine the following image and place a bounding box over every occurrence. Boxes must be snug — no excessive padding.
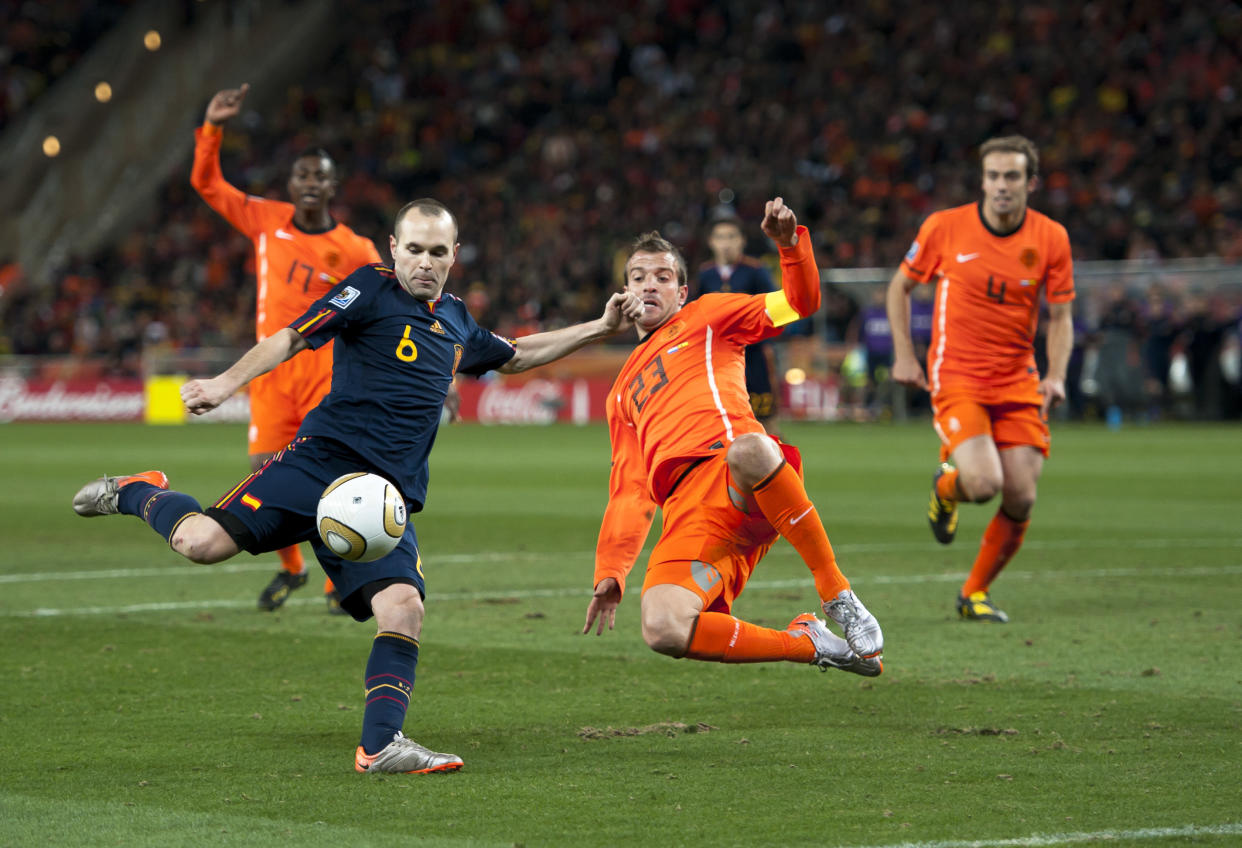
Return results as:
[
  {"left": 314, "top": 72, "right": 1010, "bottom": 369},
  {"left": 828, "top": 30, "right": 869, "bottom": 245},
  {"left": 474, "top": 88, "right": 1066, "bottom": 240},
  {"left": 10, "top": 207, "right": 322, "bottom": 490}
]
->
[{"left": 1, "top": 0, "right": 1240, "bottom": 418}]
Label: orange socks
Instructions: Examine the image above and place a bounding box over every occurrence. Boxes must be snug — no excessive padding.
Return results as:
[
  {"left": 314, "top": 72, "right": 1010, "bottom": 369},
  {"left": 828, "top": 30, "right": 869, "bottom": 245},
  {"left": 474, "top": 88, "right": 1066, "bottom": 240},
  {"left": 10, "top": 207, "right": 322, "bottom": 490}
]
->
[
  {"left": 684, "top": 611, "right": 815, "bottom": 663},
  {"left": 278, "top": 545, "right": 336, "bottom": 594},
  {"left": 936, "top": 466, "right": 960, "bottom": 501},
  {"left": 961, "top": 509, "right": 1030, "bottom": 597},
  {"left": 751, "top": 461, "right": 850, "bottom": 601},
  {"left": 277, "top": 545, "right": 306, "bottom": 575}
]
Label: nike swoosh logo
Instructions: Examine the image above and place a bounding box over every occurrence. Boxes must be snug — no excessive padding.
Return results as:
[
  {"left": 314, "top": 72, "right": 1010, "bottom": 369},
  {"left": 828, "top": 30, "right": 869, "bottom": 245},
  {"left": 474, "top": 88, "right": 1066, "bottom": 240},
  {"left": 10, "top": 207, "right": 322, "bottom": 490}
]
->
[
  {"left": 789, "top": 506, "right": 814, "bottom": 525},
  {"left": 956, "top": 252, "right": 980, "bottom": 263},
  {"left": 275, "top": 229, "right": 295, "bottom": 240}
]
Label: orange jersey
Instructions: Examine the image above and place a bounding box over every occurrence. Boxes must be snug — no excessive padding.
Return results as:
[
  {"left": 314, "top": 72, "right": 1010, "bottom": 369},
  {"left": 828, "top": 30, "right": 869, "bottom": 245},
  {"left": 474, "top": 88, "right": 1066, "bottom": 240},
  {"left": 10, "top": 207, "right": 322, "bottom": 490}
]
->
[
  {"left": 191, "top": 124, "right": 381, "bottom": 340},
  {"left": 900, "top": 202, "right": 1074, "bottom": 394},
  {"left": 594, "top": 232, "right": 819, "bottom": 590}
]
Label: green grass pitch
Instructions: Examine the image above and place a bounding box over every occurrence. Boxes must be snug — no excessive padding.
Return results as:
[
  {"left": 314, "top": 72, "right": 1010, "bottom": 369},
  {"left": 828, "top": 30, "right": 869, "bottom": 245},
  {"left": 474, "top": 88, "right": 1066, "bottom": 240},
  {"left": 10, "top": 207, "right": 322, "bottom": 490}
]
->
[{"left": 1, "top": 420, "right": 1240, "bottom": 847}]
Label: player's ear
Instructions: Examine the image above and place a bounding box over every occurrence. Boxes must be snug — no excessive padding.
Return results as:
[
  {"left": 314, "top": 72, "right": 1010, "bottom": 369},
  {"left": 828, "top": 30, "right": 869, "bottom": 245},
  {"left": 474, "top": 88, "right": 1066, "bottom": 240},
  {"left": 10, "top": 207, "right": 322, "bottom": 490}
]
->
[{"left": 388, "top": 233, "right": 398, "bottom": 261}]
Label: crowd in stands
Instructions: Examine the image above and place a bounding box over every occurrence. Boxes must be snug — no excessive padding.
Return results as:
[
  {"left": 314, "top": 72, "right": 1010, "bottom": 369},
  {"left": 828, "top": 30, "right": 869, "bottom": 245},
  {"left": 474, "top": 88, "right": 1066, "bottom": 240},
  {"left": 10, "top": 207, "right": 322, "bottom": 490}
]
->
[
  {"left": 0, "top": 0, "right": 134, "bottom": 133},
  {"left": 2, "top": 0, "right": 1240, "bottom": 418}
]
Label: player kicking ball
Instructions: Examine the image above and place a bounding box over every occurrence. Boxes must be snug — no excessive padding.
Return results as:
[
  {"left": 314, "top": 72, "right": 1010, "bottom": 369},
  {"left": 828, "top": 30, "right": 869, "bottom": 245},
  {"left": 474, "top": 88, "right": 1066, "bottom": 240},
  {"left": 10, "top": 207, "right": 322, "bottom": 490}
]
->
[
  {"left": 73, "top": 199, "right": 644, "bottom": 773},
  {"left": 583, "top": 198, "right": 883, "bottom": 676}
]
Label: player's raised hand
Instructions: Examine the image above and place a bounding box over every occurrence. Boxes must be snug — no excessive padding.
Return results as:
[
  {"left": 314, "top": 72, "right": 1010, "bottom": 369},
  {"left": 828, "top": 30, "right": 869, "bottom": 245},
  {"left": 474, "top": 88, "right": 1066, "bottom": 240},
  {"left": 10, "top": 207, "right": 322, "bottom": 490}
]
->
[
  {"left": 761, "top": 196, "right": 799, "bottom": 247},
  {"left": 205, "top": 83, "right": 250, "bottom": 126},
  {"left": 583, "top": 577, "right": 622, "bottom": 636},
  {"left": 602, "top": 291, "right": 643, "bottom": 334},
  {"left": 180, "top": 377, "right": 233, "bottom": 416}
]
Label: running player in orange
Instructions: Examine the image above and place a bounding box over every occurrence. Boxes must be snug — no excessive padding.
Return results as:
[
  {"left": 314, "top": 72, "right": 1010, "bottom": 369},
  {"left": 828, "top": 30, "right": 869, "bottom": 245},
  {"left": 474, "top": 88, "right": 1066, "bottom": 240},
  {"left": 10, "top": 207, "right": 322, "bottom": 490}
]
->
[
  {"left": 886, "top": 135, "right": 1075, "bottom": 623},
  {"left": 192, "top": 83, "right": 382, "bottom": 613},
  {"left": 582, "top": 198, "right": 883, "bottom": 676}
]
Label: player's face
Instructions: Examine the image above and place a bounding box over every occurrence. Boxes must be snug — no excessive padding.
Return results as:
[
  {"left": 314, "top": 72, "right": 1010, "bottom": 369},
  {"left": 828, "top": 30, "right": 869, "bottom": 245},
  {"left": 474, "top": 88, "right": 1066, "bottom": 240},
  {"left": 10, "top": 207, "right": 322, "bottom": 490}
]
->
[
  {"left": 288, "top": 155, "right": 336, "bottom": 213},
  {"left": 708, "top": 223, "right": 744, "bottom": 265},
  {"left": 981, "top": 151, "right": 1034, "bottom": 218},
  {"left": 389, "top": 211, "right": 459, "bottom": 302},
  {"left": 625, "top": 250, "right": 687, "bottom": 334}
]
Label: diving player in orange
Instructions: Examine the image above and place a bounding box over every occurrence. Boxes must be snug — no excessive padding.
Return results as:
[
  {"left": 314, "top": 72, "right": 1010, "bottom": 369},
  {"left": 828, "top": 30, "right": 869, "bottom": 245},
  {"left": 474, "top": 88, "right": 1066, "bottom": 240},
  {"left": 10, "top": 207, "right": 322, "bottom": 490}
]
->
[
  {"left": 886, "top": 135, "right": 1075, "bottom": 623},
  {"left": 192, "top": 83, "right": 382, "bottom": 613},
  {"left": 582, "top": 198, "right": 883, "bottom": 676}
]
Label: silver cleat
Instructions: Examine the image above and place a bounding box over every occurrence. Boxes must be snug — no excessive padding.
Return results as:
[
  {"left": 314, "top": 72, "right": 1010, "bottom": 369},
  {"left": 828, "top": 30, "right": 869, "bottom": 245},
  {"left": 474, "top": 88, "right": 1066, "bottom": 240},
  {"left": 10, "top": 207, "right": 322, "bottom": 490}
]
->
[
  {"left": 354, "top": 731, "right": 463, "bottom": 774},
  {"left": 73, "top": 475, "right": 123, "bottom": 516},
  {"left": 72, "top": 471, "right": 168, "bottom": 517},
  {"left": 788, "top": 613, "right": 882, "bottom": 677},
  {"left": 823, "top": 589, "right": 884, "bottom": 660}
]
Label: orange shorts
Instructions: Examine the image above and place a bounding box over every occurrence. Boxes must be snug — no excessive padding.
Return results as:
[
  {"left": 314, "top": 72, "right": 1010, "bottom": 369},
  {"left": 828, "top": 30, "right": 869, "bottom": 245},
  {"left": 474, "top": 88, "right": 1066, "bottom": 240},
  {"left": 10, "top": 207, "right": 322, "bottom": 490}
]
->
[
  {"left": 247, "top": 341, "right": 334, "bottom": 455},
  {"left": 641, "top": 442, "right": 802, "bottom": 613},
  {"left": 932, "top": 389, "right": 1050, "bottom": 462}
]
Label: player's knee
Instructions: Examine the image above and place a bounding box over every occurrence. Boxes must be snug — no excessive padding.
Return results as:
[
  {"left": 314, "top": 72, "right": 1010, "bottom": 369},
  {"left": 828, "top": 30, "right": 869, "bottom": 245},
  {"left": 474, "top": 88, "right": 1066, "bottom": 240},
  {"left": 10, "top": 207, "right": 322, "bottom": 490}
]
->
[
  {"left": 171, "top": 515, "right": 237, "bottom": 564},
  {"left": 1001, "top": 488, "right": 1036, "bottom": 520},
  {"left": 640, "top": 608, "right": 693, "bottom": 658},
  {"left": 959, "top": 470, "right": 1003, "bottom": 503},
  {"left": 372, "top": 583, "right": 424, "bottom": 637},
  {"left": 726, "top": 433, "right": 782, "bottom": 489}
]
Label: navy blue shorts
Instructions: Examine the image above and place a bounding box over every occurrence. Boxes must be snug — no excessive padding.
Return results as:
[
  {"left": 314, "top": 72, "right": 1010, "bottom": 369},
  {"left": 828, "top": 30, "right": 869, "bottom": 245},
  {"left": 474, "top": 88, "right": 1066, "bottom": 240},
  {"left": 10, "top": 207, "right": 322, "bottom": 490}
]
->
[{"left": 204, "top": 436, "right": 425, "bottom": 621}]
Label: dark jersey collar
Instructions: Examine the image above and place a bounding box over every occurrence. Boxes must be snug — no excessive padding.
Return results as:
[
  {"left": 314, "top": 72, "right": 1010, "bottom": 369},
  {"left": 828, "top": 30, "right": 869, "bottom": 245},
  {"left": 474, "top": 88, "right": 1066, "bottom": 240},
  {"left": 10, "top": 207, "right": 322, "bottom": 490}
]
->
[{"left": 976, "top": 201, "right": 1025, "bottom": 238}]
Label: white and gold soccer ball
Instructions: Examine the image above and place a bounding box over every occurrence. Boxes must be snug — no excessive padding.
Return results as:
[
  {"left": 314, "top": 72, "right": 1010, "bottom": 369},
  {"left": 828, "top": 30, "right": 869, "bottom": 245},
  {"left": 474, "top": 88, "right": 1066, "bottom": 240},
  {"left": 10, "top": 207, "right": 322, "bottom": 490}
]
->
[{"left": 316, "top": 472, "right": 406, "bottom": 562}]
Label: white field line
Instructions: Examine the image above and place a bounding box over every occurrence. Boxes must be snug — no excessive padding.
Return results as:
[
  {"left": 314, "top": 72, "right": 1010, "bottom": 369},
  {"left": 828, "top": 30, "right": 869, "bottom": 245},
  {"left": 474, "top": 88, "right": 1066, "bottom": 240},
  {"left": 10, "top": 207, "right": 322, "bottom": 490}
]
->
[
  {"left": 3, "top": 536, "right": 1240, "bottom": 586},
  {"left": 845, "top": 821, "right": 1242, "bottom": 848},
  {"left": 4, "top": 562, "right": 1242, "bottom": 619}
]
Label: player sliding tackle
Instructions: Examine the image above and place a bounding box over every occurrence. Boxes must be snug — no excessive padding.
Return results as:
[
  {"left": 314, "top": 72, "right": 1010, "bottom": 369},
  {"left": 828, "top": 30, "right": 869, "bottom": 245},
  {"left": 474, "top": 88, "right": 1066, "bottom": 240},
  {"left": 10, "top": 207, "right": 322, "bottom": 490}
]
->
[
  {"left": 72, "top": 199, "right": 644, "bottom": 775},
  {"left": 583, "top": 198, "right": 884, "bottom": 675}
]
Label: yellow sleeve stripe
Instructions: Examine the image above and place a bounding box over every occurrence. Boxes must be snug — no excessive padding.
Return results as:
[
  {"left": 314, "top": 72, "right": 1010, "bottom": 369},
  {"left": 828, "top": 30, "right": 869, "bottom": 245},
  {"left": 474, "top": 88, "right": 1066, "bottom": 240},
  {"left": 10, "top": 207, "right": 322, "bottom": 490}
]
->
[
  {"left": 296, "top": 310, "right": 333, "bottom": 334},
  {"left": 764, "top": 291, "right": 800, "bottom": 327}
]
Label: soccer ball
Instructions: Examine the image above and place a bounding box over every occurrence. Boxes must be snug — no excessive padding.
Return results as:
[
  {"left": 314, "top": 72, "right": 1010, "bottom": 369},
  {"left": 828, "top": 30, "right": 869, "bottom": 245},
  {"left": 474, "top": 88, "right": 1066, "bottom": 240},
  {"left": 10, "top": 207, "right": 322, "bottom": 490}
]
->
[{"left": 316, "top": 472, "right": 407, "bottom": 562}]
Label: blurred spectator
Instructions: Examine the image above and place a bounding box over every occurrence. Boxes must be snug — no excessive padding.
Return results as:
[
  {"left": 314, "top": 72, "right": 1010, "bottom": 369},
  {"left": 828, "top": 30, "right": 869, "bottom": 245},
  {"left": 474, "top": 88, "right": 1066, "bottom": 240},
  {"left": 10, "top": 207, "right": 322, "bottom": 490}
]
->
[{"left": 1092, "top": 284, "right": 1147, "bottom": 426}]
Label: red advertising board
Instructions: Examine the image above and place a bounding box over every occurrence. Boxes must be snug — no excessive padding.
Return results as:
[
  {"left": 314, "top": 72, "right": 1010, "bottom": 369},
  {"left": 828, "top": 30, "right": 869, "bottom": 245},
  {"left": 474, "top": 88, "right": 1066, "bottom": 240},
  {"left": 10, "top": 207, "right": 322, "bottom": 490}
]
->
[
  {"left": 0, "top": 374, "right": 842, "bottom": 423},
  {"left": 0, "top": 377, "right": 145, "bottom": 422}
]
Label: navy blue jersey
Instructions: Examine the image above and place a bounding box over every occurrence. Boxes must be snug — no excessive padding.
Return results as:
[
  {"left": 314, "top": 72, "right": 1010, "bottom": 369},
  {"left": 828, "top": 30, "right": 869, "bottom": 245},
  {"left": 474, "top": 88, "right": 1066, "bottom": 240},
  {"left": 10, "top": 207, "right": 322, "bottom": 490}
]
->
[
  {"left": 696, "top": 258, "right": 774, "bottom": 299},
  {"left": 288, "top": 263, "right": 515, "bottom": 509}
]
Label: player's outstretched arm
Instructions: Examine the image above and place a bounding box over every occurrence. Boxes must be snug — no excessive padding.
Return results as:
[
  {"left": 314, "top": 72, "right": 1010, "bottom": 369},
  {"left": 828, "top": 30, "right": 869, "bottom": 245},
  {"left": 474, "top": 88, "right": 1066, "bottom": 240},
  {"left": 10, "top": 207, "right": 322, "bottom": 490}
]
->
[
  {"left": 499, "top": 291, "right": 642, "bottom": 373},
  {"left": 886, "top": 268, "right": 929, "bottom": 391},
  {"left": 181, "top": 328, "right": 308, "bottom": 415},
  {"left": 583, "top": 577, "right": 622, "bottom": 636},
  {"left": 192, "top": 84, "right": 258, "bottom": 228}
]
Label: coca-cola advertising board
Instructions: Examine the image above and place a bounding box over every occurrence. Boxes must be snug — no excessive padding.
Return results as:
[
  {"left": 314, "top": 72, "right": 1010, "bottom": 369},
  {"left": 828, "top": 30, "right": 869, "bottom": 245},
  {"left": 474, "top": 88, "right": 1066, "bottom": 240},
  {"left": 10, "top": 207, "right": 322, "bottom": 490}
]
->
[{"left": 455, "top": 377, "right": 612, "bottom": 424}]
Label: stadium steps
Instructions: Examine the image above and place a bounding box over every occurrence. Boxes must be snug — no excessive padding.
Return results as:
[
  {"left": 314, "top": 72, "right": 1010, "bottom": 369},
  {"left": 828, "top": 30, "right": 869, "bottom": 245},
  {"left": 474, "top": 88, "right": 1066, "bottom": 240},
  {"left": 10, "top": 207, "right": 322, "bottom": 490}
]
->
[{"left": 0, "top": 0, "right": 338, "bottom": 284}]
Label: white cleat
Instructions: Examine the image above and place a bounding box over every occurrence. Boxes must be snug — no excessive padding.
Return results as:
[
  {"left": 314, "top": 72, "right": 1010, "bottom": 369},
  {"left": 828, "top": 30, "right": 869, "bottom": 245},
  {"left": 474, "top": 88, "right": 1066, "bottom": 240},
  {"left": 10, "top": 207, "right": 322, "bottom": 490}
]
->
[
  {"left": 354, "top": 731, "right": 463, "bottom": 774},
  {"left": 823, "top": 589, "right": 884, "bottom": 659},
  {"left": 788, "top": 613, "right": 882, "bottom": 677}
]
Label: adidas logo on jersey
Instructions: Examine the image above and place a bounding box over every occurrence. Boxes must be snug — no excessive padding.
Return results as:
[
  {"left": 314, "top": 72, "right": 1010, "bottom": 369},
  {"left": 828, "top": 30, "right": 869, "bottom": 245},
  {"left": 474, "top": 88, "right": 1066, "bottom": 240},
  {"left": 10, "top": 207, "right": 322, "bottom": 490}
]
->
[{"left": 429, "top": 320, "right": 446, "bottom": 335}]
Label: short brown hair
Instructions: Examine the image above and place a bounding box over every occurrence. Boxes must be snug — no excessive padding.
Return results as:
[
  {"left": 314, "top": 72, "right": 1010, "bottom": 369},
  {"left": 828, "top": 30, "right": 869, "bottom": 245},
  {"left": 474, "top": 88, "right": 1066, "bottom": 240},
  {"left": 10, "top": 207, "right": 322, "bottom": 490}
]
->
[
  {"left": 979, "top": 135, "right": 1039, "bottom": 180},
  {"left": 627, "top": 231, "right": 688, "bottom": 285},
  {"left": 394, "top": 198, "right": 459, "bottom": 241}
]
